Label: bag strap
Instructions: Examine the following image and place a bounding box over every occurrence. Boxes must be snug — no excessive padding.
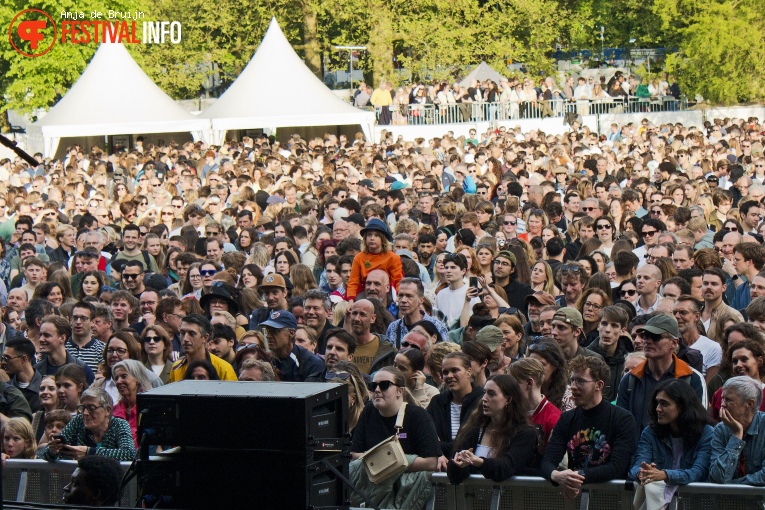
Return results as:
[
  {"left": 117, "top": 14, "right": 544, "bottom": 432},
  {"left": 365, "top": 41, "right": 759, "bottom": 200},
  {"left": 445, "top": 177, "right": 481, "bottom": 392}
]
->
[
  {"left": 395, "top": 403, "right": 407, "bottom": 433},
  {"left": 320, "top": 457, "right": 380, "bottom": 510}
]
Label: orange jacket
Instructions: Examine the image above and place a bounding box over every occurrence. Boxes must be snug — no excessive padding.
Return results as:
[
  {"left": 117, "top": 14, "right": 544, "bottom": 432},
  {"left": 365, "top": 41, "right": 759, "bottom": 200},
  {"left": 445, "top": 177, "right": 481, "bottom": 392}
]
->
[{"left": 346, "top": 251, "right": 403, "bottom": 299}]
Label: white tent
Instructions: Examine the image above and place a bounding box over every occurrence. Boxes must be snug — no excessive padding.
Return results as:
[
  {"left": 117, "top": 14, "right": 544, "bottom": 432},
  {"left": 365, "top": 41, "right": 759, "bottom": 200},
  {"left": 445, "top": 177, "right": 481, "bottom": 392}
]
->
[
  {"left": 35, "top": 42, "right": 209, "bottom": 157},
  {"left": 201, "top": 18, "right": 376, "bottom": 144},
  {"left": 459, "top": 61, "right": 506, "bottom": 88}
]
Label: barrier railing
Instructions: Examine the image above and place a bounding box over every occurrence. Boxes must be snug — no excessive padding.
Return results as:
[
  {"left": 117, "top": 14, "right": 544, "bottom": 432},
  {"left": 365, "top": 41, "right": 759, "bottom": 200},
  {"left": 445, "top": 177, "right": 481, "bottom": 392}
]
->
[
  {"left": 375, "top": 96, "right": 688, "bottom": 125},
  {"left": 3, "top": 458, "right": 137, "bottom": 506},
  {"left": 430, "top": 473, "right": 765, "bottom": 510}
]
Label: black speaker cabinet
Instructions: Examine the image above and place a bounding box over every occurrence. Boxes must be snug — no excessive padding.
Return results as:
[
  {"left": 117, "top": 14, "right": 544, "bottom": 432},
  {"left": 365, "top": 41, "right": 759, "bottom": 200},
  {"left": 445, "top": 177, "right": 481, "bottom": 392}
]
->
[
  {"left": 137, "top": 381, "right": 348, "bottom": 451},
  {"left": 138, "top": 449, "right": 350, "bottom": 509}
]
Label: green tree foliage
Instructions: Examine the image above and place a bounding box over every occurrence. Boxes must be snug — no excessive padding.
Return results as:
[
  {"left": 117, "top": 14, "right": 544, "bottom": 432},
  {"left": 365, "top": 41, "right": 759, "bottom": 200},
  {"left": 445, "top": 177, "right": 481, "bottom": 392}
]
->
[
  {"left": 662, "top": 0, "right": 765, "bottom": 105},
  {"left": 0, "top": 0, "right": 150, "bottom": 114}
]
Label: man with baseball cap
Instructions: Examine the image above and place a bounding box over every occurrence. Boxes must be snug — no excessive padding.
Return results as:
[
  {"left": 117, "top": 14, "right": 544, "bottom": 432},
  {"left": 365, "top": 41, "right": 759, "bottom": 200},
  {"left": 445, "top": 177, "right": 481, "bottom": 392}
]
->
[
  {"left": 261, "top": 310, "right": 324, "bottom": 382},
  {"left": 492, "top": 251, "right": 533, "bottom": 311},
  {"left": 551, "top": 307, "right": 603, "bottom": 362},
  {"left": 616, "top": 313, "right": 704, "bottom": 435},
  {"left": 524, "top": 291, "right": 556, "bottom": 338},
  {"left": 475, "top": 326, "right": 511, "bottom": 375},
  {"left": 248, "top": 274, "right": 290, "bottom": 330}
]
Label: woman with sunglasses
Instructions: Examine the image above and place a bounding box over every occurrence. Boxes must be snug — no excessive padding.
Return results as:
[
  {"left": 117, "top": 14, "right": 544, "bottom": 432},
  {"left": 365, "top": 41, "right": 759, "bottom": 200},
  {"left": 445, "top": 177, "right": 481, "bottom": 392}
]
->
[
  {"left": 448, "top": 374, "right": 539, "bottom": 483},
  {"left": 394, "top": 348, "right": 440, "bottom": 408},
  {"left": 618, "top": 279, "right": 638, "bottom": 303},
  {"left": 594, "top": 217, "right": 616, "bottom": 257},
  {"left": 349, "top": 367, "right": 440, "bottom": 509},
  {"left": 141, "top": 325, "right": 173, "bottom": 384}
]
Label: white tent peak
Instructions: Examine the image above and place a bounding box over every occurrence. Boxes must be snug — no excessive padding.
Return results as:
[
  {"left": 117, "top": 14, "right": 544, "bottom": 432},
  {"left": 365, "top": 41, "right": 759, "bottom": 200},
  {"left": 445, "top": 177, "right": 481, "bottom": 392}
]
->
[
  {"left": 35, "top": 41, "right": 207, "bottom": 156},
  {"left": 459, "top": 61, "right": 506, "bottom": 88},
  {"left": 201, "top": 17, "right": 375, "bottom": 141}
]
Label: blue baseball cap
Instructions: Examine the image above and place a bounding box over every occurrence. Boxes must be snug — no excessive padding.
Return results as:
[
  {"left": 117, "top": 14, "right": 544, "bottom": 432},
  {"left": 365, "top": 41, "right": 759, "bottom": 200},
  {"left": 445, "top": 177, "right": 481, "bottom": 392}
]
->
[{"left": 260, "top": 310, "right": 297, "bottom": 329}]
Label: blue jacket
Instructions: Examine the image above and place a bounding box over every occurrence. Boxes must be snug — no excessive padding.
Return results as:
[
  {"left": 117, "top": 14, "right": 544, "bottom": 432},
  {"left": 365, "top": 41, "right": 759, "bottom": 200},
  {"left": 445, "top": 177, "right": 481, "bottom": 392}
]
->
[
  {"left": 629, "top": 424, "right": 714, "bottom": 484},
  {"left": 709, "top": 411, "right": 765, "bottom": 485}
]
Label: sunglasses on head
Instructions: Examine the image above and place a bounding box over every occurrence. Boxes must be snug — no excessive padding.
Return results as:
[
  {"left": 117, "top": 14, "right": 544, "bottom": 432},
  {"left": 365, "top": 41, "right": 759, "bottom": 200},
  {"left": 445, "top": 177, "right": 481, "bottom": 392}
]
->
[
  {"left": 368, "top": 380, "right": 399, "bottom": 392},
  {"left": 560, "top": 264, "right": 581, "bottom": 273},
  {"left": 324, "top": 371, "right": 351, "bottom": 380}
]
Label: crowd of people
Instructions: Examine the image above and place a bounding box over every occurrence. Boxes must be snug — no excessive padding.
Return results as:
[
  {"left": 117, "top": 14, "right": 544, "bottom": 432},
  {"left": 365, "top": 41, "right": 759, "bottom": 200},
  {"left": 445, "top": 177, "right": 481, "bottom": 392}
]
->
[
  {"left": 1, "top": 114, "right": 765, "bottom": 508},
  {"left": 366, "top": 71, "right": 683, "bottom": 124}
]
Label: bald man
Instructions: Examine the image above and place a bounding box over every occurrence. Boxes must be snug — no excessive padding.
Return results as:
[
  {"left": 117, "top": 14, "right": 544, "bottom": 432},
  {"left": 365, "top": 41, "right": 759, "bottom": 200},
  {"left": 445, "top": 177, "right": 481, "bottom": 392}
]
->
[
  {"left": 401, "top": 331, "right": 429, "bottom": 353},
  {"left": 346, "top": 299, "right": 395, "bottom": 375},
  {"left": 363, "top": 269, "right": 391, "bottom": 307},
  {"left": 6, "top": 288, "right": 28, "bottom": 313},
  {"left": 635, "top": 264, "right": 663, "bottom": 315}
]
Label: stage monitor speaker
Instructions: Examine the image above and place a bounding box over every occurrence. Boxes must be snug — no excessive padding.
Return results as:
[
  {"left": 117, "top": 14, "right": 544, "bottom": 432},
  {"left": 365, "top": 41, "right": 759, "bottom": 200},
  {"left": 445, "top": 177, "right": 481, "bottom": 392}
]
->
[
  {"left": 137, "top": 381, "right": 348, "bottom": 451},
  {"left": 138, "top": 449, "right": 350, "bottom": 509}
]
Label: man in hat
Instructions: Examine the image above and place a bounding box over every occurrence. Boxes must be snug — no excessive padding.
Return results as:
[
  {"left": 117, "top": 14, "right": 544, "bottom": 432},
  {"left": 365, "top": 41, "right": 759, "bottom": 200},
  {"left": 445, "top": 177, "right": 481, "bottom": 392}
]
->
[
  {"left": 343, "top": 213, "right": 365, "bottom": 239},
  {"left": 491, "top": 251, "right": 533, "bottom": 311},
  {"left": 248, "top": 274, "right": 289, "bottom": 330},
  {"left": 524, "top": 291, "right": 556, "bottom": 338},
  {"left": 475, "top": 326, "right": 511, "bottom": 374},
  {"left": 169, "top": 313, "right": 236, "bottom": 382},
  {"left": 261, "top": 310, "right": 324, "bottom": 382},
  {"left": 551, "top": 307, "right": 603, "bottom": 362},
  {"left": 616, "top": 313, "right": 704, "bottom": 435}
]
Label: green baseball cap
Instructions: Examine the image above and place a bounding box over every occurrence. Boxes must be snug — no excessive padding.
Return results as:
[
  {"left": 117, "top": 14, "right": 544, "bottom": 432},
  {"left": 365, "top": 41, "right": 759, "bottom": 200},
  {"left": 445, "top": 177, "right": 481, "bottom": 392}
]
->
[
  {"left": 553, "top": 307, "right": 583, "bottom": 329},
  {"left": 475, "top": 326, "right": 504, "bottom": 351},
  {"left": 636, "top": 314, "right": 679, "bottom": 339}
]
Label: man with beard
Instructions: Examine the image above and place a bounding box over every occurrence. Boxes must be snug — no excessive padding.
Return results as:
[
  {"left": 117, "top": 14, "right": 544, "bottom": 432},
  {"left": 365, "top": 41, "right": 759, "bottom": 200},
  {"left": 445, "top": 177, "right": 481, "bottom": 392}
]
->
[
  {"left": 700, "top": 268, "right": 743, "bottom": 340},
  {"left": 248, "top": 274, "right": 289, "bottom": 329},
  {"left": 474, "top": 326, "right": 511, "bottom": 375},
  {"left": 491, "top": 251, "right": 533, "bottom": 311},
  {"left": 524, "top": 291, "right": 556, "bottom": 338},
  {"left": 674, "top": 296, "right": 722, "bottom": 383},
  {"left": 62, "top": 456, "right": 123, "bottom": 506},
  {"left": 346, "top": 299, "right": 395, "bottom": 375},
  {"left": 542, "top": 356, "right": 636, "bottom": 498}
]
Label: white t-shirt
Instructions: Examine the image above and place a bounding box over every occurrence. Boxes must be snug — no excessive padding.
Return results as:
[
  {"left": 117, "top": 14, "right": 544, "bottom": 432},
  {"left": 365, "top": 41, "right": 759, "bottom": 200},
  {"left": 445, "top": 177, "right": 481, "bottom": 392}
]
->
[
  {"left": 688, "top": 335, "right": 722, "bottom": 376},
  {"left": 436, "top": 284, "right": 479, "bottom": 325}
]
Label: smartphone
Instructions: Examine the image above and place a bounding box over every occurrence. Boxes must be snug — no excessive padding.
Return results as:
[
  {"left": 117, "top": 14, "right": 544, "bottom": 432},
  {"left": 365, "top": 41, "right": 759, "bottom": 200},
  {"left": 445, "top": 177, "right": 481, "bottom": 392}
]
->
[
  {"left": 469, "top": 277, "right": 479, "bottom": 289},
  {"left": 53, "top": 434, "right": 67, "bottom": 445}
]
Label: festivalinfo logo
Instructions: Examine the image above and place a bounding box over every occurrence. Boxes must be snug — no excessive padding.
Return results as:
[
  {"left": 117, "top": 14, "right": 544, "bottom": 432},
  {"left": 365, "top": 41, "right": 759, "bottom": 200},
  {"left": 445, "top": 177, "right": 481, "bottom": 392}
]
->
[{"left": 9, "top": 8, "right": 182, "bottom": 57}]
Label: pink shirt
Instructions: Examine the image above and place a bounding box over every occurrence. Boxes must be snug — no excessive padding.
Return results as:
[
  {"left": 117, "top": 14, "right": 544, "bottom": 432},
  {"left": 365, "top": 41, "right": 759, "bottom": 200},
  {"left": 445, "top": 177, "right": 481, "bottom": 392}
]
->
[{"left": 112, "top": 400, "right": 138, "bottom": 447}]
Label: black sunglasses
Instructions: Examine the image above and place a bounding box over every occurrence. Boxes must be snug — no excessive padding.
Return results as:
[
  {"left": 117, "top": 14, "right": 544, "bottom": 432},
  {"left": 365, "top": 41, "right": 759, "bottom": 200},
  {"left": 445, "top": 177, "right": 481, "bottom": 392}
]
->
[
  {"left": 401, "top": 341, "right": 421, "bottom": 350},
  {"left": 123, "top": 273, "right": 142, "bottom": 280},
  {"left": 368, "top": 381, "right": 399, "bottom": 392},
  {"left": 560, "top": 264, "right": 581, "bottom": 273}
]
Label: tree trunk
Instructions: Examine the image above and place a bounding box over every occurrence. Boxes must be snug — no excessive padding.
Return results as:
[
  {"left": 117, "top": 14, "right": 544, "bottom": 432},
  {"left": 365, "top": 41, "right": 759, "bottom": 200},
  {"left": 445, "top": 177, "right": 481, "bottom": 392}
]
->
[
  {"left": 368, "top": 3, "right": 394, "bottom": 86},
  {"left": 302, "top": 1, "right": 322, "bottom": 78}
]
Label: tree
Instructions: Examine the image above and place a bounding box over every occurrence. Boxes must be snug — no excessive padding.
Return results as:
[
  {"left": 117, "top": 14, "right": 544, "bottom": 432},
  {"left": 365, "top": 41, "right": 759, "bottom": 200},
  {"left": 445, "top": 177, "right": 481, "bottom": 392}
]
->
[{"left": 663, "top": 0, "right": 765, "bottom": 105}]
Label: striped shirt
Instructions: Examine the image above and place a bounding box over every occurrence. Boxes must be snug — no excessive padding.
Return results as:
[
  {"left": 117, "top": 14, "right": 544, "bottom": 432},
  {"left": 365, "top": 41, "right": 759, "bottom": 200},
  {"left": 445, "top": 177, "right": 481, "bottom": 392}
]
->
[{"left": 65, "top": 338, "right": 105, "bottom": 372}]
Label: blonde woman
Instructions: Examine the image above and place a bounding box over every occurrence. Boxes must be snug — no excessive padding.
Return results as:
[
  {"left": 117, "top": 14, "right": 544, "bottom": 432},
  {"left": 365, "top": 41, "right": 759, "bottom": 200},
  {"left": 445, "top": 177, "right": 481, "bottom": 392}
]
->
[{"left": 531, "top": 260, "right": 560, "bottom": 296}]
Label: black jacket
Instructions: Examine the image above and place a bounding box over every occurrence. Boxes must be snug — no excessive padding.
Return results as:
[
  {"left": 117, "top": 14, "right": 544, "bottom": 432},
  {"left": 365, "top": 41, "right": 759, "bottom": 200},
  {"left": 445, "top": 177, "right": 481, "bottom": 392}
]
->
[
  {"left": 587, "top": 337, "right": 630, "bottom": 402},
  {"left": 501, "top": 279, "right": 533, "bottom": 313},
  {"left": 427, "top": 384, "right": 485, "bottom": 457}
]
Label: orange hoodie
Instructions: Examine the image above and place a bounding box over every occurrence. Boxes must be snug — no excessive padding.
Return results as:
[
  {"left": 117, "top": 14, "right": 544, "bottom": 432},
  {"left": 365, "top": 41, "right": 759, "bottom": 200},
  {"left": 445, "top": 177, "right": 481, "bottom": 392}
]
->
[{"left": 346, "top": 251, "right": 403, "bottom": 299}]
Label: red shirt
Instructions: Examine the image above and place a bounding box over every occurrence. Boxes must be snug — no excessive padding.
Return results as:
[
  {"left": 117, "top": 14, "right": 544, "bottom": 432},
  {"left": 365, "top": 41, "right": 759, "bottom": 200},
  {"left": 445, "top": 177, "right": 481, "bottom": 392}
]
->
[
  {"left": 711, "top": 386, "right": 765, "bottom": 421},
  {"left": 532, "top": 397, "right": 562, "bottom": 455}
]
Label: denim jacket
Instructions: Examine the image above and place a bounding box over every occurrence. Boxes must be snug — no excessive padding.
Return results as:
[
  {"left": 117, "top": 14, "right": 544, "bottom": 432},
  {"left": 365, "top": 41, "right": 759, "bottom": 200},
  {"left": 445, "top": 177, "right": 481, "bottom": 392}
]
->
[
  {"left": 629, "top": 425, "right": 714, "bottom": 485},
  {"left": 709, "top": 412, "right": 765, "bottom": 485}
]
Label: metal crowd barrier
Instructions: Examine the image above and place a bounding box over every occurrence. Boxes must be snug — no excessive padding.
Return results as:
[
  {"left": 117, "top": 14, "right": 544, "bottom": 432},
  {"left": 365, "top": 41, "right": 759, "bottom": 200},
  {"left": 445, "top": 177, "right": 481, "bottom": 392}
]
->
[
  {"left": 375, "top": 96, "right": 688, "bottom": 125},
  {"left": 3, "top": 458, "right": 137, "bottom": 506},
  {"left": 430, "top": 473, "right": 765, "bottom": 510}
]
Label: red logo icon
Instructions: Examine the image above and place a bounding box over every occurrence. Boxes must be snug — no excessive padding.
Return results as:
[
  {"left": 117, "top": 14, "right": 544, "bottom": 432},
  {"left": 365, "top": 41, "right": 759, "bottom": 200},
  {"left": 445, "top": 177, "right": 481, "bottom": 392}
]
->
[{"left": 8, "top": 9, "right": 56, "bottom": 57}]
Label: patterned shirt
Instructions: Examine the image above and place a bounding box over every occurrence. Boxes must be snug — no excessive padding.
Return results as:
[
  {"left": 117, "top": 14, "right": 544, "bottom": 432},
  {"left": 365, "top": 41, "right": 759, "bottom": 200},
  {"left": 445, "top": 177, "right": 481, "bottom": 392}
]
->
[
  {"left": 39, "top": 414, "right": 135, "bottom": 461},
  {"left": 65, "top": 337, "right": 105, "bottom": 373}
]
